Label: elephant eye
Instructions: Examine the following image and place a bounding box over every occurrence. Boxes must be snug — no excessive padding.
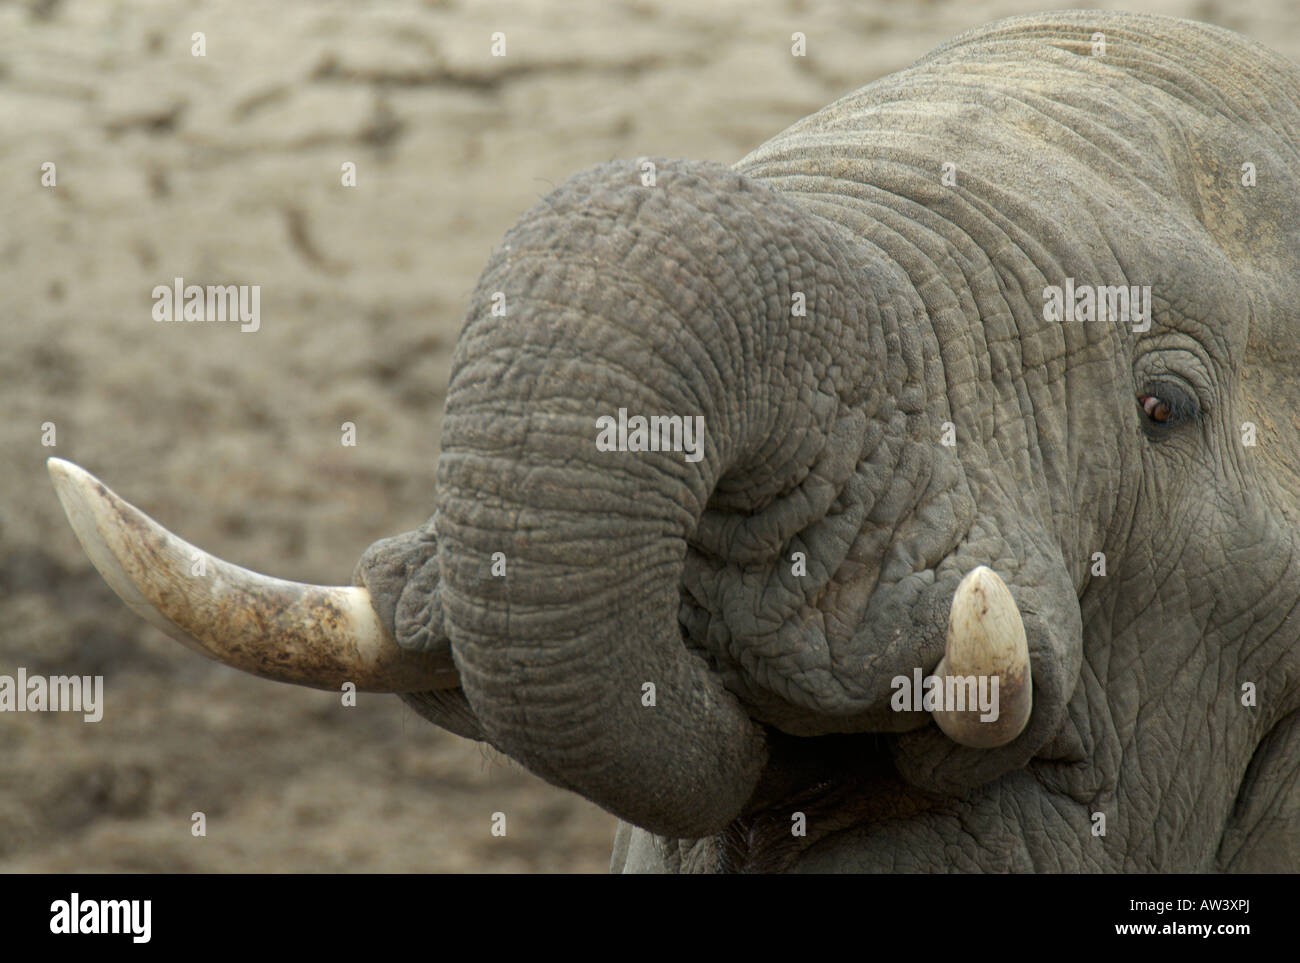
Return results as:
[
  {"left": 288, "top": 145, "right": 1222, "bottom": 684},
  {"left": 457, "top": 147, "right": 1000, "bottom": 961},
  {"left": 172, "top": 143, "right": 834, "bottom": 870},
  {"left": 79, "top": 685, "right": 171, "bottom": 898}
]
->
[
  {"left": 1136, "top": 384, "right": 1198, "bottom": 428},
  {"left": 1138, "top": 394, "right": 1172, "bottom": 423}
]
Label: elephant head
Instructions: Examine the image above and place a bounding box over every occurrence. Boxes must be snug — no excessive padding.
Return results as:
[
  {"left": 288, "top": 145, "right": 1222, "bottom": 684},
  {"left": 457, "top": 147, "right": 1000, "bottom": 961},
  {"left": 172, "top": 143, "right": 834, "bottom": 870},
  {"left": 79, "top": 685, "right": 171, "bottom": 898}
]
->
[{"left": 49, "top": 11, "right": 1300, "bottom": 871}]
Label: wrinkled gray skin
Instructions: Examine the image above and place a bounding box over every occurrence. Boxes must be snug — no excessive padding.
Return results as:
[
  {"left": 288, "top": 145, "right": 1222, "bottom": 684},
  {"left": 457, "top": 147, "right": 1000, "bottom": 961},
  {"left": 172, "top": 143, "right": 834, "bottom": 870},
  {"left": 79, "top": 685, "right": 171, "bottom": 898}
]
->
[{"left": 353, "top": 11, "right": 1300, "bottom": 871}]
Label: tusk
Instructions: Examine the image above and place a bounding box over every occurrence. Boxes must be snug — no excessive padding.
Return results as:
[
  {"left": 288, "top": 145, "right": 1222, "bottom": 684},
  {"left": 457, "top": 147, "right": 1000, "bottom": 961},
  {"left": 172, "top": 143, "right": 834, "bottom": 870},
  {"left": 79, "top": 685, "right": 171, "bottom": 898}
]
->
[
  {"left": 47, "top": 457, "right": 460, "bottom": 693},
  {"left": 931, "top": 565, "right": 1033, "bottom": 748}
]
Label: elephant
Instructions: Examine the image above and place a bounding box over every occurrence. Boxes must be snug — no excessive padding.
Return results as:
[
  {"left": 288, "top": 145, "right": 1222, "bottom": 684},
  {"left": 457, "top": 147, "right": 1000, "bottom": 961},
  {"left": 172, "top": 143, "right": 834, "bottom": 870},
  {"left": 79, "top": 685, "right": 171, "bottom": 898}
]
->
[{"left": 48, "top": 9, "right": 1300, "bottom": 872}]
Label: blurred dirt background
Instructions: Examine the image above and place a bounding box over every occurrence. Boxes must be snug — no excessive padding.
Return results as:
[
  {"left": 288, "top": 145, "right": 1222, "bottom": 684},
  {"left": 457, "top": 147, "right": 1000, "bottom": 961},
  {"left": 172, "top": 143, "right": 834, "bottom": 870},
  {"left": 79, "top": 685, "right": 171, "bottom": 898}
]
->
[{"left": 1, "top": 0, "right": 1296, "bottom": 872}]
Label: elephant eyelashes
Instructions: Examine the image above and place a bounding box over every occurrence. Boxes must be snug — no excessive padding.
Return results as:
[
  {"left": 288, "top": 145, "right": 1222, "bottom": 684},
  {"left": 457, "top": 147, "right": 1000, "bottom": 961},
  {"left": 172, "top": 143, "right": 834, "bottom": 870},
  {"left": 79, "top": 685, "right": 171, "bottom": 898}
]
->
[{"left": 1137, "top": 386, "right": 1198, "bottom": 428}]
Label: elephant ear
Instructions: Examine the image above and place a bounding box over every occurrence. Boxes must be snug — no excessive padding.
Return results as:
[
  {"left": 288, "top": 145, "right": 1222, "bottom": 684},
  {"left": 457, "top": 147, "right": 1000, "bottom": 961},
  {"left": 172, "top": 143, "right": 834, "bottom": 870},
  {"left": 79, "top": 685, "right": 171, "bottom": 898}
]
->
[
  {"left": 1237, "top": 197, "right": 1300, "bottom": 519},
  {"left": 1240, "top": 352, "right": 1300, "bottom": 518},
  {"left": 1159, "top": 25, "right": 1300, "bottom": 511},
  {"left": 1217, "top": 708, "right": 1300, "bottom": 870},
  {"left": 1213, "top": 132, "right": 1300, "bottom": 518}
]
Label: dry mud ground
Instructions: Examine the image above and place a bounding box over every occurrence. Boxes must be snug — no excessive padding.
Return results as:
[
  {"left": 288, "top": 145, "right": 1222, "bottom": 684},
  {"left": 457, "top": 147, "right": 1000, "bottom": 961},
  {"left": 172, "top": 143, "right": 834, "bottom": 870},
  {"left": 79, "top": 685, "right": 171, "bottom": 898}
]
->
[{"left": 2, "top": 0, "right": 1298, "bottom": 872}]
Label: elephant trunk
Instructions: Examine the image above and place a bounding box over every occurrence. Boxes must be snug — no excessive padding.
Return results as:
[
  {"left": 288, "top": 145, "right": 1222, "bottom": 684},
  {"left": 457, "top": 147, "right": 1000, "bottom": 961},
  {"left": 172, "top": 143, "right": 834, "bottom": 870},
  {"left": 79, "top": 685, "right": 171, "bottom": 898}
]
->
[
  {"left": 437, "top": 448, "right": 764, "bottom": 837},
  {"left": 435, "top": 159, "right": 877, "bottom": 836}
]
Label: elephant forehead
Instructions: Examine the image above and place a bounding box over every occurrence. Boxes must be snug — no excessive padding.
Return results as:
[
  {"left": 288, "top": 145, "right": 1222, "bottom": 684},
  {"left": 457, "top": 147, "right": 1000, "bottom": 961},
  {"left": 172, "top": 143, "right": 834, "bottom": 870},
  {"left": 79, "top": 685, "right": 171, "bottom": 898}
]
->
[{"left": 739, "top": 50, "right": 1293, "bottom": 367}]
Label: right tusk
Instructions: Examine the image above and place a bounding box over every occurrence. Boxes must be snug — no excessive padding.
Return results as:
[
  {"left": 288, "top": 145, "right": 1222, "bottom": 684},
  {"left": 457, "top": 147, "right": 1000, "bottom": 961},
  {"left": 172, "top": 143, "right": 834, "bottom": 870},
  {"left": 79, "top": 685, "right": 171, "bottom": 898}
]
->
[
  {"left": 930, "top": 565, "right": 1033, "bottom": 748},
  {"left": 47, "top": 457, "right": 460, "bottom": 693}
]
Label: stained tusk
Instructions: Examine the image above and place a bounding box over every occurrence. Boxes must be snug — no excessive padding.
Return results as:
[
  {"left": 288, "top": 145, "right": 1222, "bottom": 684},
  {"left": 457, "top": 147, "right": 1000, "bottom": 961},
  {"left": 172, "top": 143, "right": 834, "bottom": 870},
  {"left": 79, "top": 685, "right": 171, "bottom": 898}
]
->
[
  {"left": 931, "top": 565, "right": 1033, "bottom": 748},
  {"left": 46, "top": 458, "right": 460, "bottom": 693}
]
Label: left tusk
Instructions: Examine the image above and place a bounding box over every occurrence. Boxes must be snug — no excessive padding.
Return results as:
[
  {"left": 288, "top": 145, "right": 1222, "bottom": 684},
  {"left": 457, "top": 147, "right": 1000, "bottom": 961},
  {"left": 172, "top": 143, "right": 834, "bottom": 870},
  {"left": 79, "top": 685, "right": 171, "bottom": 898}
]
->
[
  {"left": 931, "top": 565, "right": 1033, "bottom": 748},
  {"left": 47, "top": 457, "right": 460, "bottom": 692}
]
